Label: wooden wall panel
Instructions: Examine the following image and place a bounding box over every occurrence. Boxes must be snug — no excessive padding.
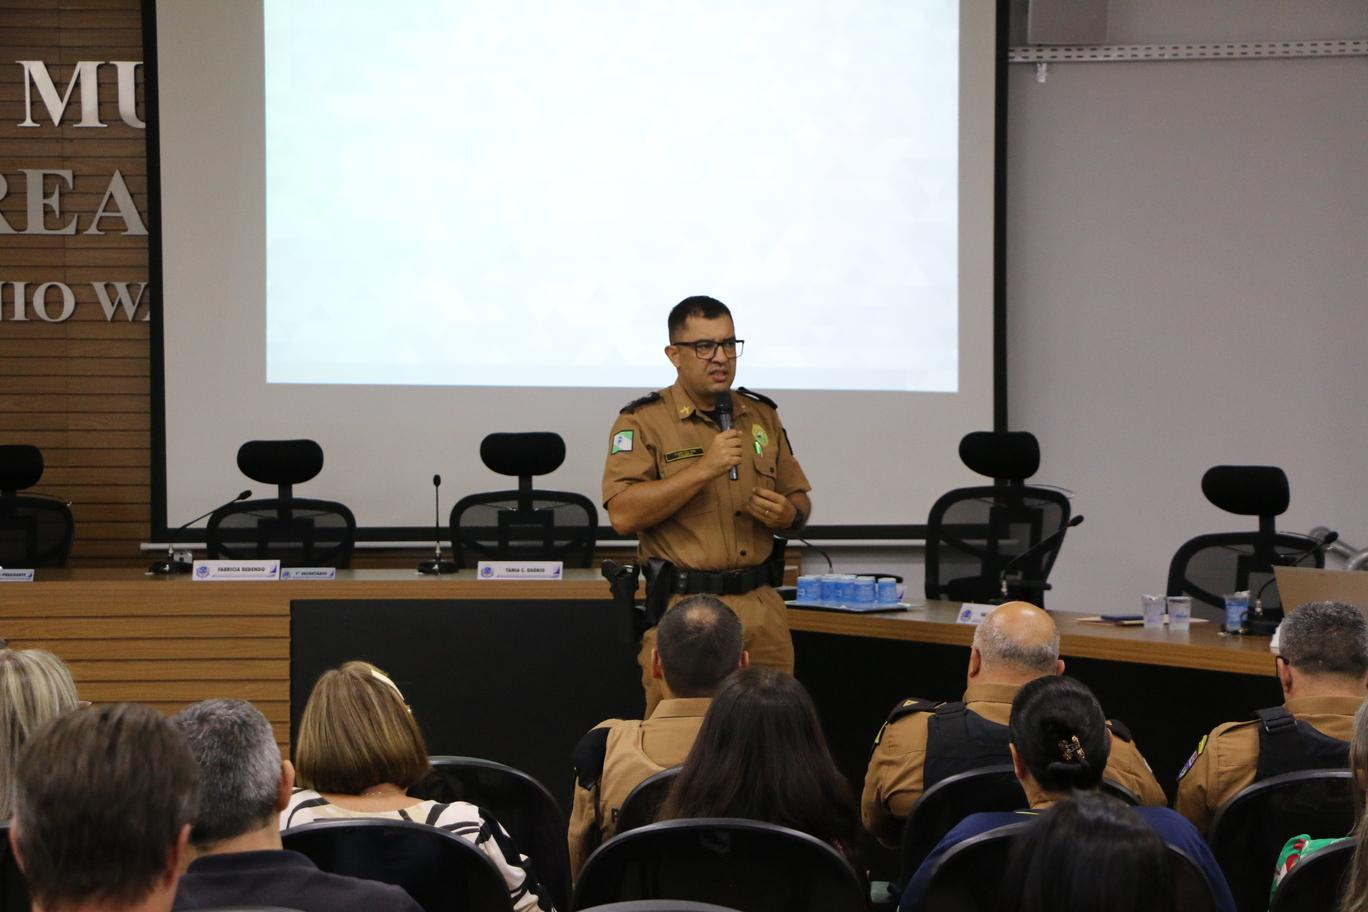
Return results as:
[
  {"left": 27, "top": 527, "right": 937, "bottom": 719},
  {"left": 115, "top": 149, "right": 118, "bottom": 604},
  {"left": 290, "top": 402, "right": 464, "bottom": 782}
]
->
[{"left": 0, "top": 0, "right": 150, "bottom": 567}]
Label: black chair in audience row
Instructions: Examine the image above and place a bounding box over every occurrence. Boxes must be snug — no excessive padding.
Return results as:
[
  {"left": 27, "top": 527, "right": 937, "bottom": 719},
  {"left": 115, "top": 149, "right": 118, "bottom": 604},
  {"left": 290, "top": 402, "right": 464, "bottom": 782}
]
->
[
  {"left": 0, "top": 444, "right": 73, "bottom": 568},
  {"left": 579, "top": 904, "right": 744, "bottom": 912},
  {"left": 615, "top": 766, "right": 682, "bottom": 835},
  {"left": 1269, "top": 838, "right": 1354, "bottom": 912}
]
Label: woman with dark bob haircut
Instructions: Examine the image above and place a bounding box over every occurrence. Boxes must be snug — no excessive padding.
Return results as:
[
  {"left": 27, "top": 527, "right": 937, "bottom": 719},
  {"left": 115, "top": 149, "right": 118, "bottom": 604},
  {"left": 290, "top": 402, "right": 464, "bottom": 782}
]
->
[
  {"left": 900, "top": 676, "right": 1234, "bottom": 912},
  {"left": 282, "top": 661, "right": 553, "bottom": 912},
  {"left": 657, "top": 667, "right": 859, "bottom": 861}
]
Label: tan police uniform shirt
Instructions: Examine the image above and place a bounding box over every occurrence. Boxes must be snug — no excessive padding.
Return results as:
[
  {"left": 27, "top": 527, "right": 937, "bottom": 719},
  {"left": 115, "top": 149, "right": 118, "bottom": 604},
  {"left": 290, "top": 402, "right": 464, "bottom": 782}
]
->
[
  {"left": 567, "top": 697, "right": 711, "bottom": 879},
  {"left": 1174, "top": 694, "right": 1362, "bottom": 835},
  {"left": 602, "top": 382, "right": 812, "bottom": 678},
  {"left": 861, "top": 680, "right": 1168, "bottom": 846}
]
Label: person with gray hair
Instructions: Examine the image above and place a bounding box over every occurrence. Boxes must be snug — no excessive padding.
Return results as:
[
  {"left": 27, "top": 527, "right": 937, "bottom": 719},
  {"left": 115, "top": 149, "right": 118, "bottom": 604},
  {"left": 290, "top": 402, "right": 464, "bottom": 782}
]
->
[
  {"left": 861, "top": 600, "right": 1165, "bottom": 845},
  {"left": 171, "top": 699, "right": 422, "bottom": 912},
  {"left": 1177, "top": 600, "right": 1368, "bottom": 834}
]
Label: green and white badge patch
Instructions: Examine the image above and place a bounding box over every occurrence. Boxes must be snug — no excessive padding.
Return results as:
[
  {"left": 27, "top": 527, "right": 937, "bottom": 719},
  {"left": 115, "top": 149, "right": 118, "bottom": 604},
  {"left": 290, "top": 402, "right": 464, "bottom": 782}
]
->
[{"left": 611, "top": 430, "right": 634, "bottom": 454}]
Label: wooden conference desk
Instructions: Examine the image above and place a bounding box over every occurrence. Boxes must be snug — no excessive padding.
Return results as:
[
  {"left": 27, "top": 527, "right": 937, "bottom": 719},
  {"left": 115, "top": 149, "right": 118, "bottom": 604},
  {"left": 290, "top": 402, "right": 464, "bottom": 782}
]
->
[{"left": 2, "top": 570, "right": 1280, "bottom": 802}]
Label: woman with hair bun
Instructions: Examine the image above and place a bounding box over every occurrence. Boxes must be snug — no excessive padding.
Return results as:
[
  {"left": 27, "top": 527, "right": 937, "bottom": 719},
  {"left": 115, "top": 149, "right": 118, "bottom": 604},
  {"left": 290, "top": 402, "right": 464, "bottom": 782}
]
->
[{"left": 899, "top": 676, "right": 1234, "bottom": 912}]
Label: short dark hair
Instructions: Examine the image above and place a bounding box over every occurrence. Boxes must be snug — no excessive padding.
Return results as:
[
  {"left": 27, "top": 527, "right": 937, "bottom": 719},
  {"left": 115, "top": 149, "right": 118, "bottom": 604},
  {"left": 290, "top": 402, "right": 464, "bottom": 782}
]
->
[
  {"left": 668, "top": 295, "right": 732, "bottom": 340},
  {"left": 1279, "top": 601, "right": 1368, "bottom": 678},
  {"left": 172, "top": 699, "right": 282, "bottom": 848},
  {"left": 14, "top": 703, "right": 199, "bottom": 909},
  {"left": 1009, "top": 676, "right": 1110, "bottom": 793},
  {"left": 1000, "top": 792, "right": 1172, "bottom": 912},
  {"left": 656, "top": 596, "right": 745, "bottom": 698}
]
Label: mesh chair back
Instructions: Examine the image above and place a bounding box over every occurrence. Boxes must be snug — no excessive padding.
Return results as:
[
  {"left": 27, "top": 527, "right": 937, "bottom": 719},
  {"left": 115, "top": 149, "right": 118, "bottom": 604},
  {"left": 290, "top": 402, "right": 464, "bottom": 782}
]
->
[
  {"left": 206, "top": 498, "right": 356, "bottom": 568},
  {"left": 1269, "top": 839, "right": 1353, "bottom": 912},
  {"left": 617, "top": 767, "right": 682, "bottom": 834},
  {"left": 0, "top": 496, "right": 73, "bottom": 568},
  {"left": 899, "top": 765, "right": 1027, "bottom": 884},
  {"left": 919, "top": 822, "right": 1220, "bottom": 912},
  {"left": 1167, "top": 532, "right": 1324, "bottom": 615},
  {"left": 0, "top": 822, "right": 29, "bottom": 912},
  {"left": 281, "top": 819, "right": 513, "bottom": 912},
  {"left": 1208, "top": 769, "right": 1354, "bottom": 912},
  {"left": 449, "top": 491, "right": 597, "bottom": 569},
  {"left": 409, "top": 756, "right": 570, "bottom": 912},
  {"left": 924, "top": 486, "right": 1071, "bottom": 607},
  {"left": 572, "top": 818, "right": 867, "bottom": 912}
]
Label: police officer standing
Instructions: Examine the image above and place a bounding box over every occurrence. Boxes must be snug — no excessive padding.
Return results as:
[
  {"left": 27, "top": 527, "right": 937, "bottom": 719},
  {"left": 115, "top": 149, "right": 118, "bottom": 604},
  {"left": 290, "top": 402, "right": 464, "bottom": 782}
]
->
[{"left": 602, "top": 295, "right": 812, "bottom": 714}]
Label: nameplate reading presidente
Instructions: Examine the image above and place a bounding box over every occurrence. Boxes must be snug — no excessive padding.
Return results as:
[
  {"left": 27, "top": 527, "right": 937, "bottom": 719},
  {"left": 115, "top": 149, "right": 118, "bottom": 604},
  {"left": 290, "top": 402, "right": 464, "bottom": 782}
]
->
[
  {"left": 476, "top": 561, "right": 564, "bottom": 580},
  {"left": 0, "top": 569, "right": 36, "bottom": 582},
  {"left": 192, "top": 560, "right": 281, "bottom": 581},
  {"left": 280, "top": 567, "right": 337, "bottom": 580},
  {"left": 955, "top": 603, "right": 997, "bottom": 625}
]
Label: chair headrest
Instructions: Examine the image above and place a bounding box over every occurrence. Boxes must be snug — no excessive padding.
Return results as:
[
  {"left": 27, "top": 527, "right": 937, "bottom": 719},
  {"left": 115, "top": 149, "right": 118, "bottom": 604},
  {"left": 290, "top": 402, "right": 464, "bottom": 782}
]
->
[
  {"left": 1201, "top": 465, "right": 1289, "bottom": 517},
  {"left": 480, "top": 433, "right": 566, "bottom": 478},
  {"left": 959, "top": 432, "right": 1040, "bottom": 481},
  {"left": 236, "top": 439, "right": 323, "bottom": 486},
  {"left": 0, "top": 445, "right": 44, "bottom": 492}
]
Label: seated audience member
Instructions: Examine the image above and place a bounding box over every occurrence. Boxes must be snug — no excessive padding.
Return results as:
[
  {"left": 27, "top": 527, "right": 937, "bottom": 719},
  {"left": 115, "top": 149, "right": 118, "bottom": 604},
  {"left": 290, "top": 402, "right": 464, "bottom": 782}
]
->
[
  {"left": 1177, "top": 600, "right": 1368, "bottom": 834},
  {"left": 900, "top": 676, "right": 1233, "bottom": 912},
  {"left": 862, "top": 600, "right": 1164, "bottom": 845},
  {"left": 171, "top": 699, "right": 422, "bottom": 912},
  {"left": 283, "top": 661, "right": 553, "bottom": 912},
  {"left": 0, "top": 646, "right": 80, "bottom": 818},
  {"left": 10, "top": 703, "right": 199, "bottom": 912},
  {"left": 657, "top": 667, "right": 860, "bottom": 863},
  {"left": 1269, "top": 697, "right": 1368, "bottom": 902},
  {"left": 996, "top": 791, "right": 1173, "bottom": 912},
  {"left": 568, "top": 595, "right": 748, "bottom": 876}
]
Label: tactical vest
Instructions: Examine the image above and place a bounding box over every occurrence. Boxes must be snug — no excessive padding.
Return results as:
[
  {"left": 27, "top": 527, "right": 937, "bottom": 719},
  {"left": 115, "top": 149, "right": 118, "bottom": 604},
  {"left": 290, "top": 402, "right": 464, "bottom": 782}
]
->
[
  {"left": 1254, "top": 706, "right": 1350, "bottom": 780},
  {"left": 923, "top": 702, "right": 1012, "bottom": 790}
]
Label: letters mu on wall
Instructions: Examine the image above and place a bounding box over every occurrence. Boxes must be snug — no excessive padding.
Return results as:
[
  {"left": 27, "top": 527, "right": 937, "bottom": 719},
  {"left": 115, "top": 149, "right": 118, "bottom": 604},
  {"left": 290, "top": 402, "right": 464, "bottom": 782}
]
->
[{"left": 1, "top": 1, "right": 152, "bottom": 565}]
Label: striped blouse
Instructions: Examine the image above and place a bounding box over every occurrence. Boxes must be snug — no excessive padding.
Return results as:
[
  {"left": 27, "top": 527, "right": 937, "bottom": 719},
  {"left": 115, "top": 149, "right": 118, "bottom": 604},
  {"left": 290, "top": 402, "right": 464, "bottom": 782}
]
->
[{"left": 281, "top": 788, "right": 553, "bottom": 912}]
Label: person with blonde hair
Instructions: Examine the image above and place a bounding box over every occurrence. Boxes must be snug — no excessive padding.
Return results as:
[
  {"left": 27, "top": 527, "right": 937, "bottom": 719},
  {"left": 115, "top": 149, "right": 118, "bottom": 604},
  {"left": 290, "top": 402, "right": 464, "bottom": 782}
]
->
[
  {"left": 282, "top": 661, "right": 553, "bottom": 912},
  {"left": 0, "top": 647, "right": 80, "bottom": 818}
]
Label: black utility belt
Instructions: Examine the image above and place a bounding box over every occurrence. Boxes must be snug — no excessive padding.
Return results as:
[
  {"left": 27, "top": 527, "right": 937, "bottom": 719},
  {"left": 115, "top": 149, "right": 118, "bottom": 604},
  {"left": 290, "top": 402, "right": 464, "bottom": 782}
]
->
[{"left": 672, "top": 564, "right": 776, "bottom": 596}]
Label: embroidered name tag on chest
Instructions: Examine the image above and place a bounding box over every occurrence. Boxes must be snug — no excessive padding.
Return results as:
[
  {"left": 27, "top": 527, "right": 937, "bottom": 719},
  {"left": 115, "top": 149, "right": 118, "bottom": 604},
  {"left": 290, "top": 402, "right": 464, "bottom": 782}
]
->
[{"left": 665, "top": 447, "right": 705, "bottom": 463}]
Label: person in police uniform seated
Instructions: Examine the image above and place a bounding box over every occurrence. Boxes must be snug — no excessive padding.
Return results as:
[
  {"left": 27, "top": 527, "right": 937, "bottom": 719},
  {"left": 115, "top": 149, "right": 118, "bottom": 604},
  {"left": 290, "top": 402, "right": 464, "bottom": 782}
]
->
[
  {"left": 1176, "top": 599, "right": 1368, "bottom": 834},
  {"left": 567, "top": 595, "right": 747, "bottom": 878},
  {"left": 861, "top": 600, "right": 1166, "bottom": 846},
  {"left": 602, "top": 295, "right": 811, "bottom": 716}
]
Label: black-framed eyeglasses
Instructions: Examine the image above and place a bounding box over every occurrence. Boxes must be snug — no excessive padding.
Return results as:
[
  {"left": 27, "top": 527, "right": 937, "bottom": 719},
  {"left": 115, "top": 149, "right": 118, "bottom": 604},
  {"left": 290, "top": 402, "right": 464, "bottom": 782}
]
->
[{"left": 672, "top": 337, "right": 744, "bottom": 359}]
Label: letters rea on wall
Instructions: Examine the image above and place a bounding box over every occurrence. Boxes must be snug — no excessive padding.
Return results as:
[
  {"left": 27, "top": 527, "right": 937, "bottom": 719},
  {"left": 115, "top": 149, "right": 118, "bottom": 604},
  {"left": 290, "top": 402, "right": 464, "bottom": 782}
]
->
[{"left": 5, "top": 61, "right": 150, "bottom": 323}]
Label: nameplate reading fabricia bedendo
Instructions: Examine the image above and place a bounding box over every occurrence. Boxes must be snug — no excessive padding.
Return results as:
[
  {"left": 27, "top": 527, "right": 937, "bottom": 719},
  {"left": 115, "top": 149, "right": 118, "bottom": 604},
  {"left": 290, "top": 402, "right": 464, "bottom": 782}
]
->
[
  {"left": 192, "top": 560, "right": 281, "bottom": 581},
  {"left": 956, "top": 603, "right": 997, "bottom": 625},
  {"left": 0, "top": 569, "right": 35, "bottom": 582},
  {"left": 476, "top": 561, "right": 564, "bottom": 580},
  {"left": 280, "top": 567, "right": 337, "bottom": 580}
]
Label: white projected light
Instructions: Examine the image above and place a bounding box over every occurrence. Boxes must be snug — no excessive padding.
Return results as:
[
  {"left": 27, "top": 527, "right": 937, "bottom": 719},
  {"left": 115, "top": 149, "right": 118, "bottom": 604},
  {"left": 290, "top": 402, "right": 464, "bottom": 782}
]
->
[{"left": 263, "top": 1, "right": 959, "bottom": 393}]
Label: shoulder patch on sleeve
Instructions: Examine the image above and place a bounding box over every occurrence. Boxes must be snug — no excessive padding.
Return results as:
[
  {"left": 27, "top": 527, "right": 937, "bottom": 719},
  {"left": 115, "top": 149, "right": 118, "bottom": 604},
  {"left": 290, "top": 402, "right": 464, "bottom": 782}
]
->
[
  {"left": 736, "top": 386, "right": 777, "bottom": 409},
  {"left": 571, "top": 726, "right": 612, "bottom": 789},
  {"left": 1177, "top": 734, "right": 1209, "bottom": 781},
  {"left": 620, "top": 392, "right": 661, "bottom": 414},
  {"left": 1106, "top": 718, "right": 1133, "bottom": 743}
]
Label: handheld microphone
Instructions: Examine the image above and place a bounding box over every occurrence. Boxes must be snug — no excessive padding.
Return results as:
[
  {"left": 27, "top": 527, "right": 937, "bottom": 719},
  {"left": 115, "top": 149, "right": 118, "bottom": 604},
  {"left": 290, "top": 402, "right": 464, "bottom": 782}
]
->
[
  {"left": 148, "top": 489, "right": 251, "bottom": 575},
  {"left": 716, "top": 392, "right": 737, "bottom": 481},
  {"left": 418, "top": 474, "right": 457, "bottom": 575},
  {"left": 998, "top": 514, "right": 1085, "bottom": 600}
]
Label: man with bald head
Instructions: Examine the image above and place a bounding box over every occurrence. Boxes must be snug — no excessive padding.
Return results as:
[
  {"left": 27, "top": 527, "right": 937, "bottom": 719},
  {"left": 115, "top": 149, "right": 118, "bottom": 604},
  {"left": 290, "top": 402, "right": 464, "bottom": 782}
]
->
[{"left": 860, "top": 601, "right": 1165, "bottom": 845}]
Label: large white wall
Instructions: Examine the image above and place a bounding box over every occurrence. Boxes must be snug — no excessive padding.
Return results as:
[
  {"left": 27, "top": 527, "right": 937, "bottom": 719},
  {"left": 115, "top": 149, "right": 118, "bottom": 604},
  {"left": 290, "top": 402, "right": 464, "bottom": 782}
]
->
[{"left": 1006, "top": 0, "right": 1368, "bottom": 612}]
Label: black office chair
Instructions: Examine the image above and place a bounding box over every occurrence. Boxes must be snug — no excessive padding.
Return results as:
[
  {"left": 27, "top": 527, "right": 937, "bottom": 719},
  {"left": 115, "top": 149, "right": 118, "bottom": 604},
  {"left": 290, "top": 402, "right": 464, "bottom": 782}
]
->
[
  {"left": 924, "top": 432, "right": 1072, "bottom": 608},
  {"left": 0, "top": 444, "right": 74, "bottom": 568},
  {"left": 449, "top": 433, "right": 597, "bottom": 569},
  {"left": 0, "top": 822, "right": 30, "bottom": 912},
  {"left": 616, "top": 766, "right": 682, "bottom": 834},
  {"left": 572, "top": 818, "right": 867, "bottom": 912},
  {"left": 1167, "top": 465, "right": 1323, "bottom": 625},
  {"left": 1208, "top": 769, "right": 1354, "bottom": 912},
  {"left": 206, "top": 439, "right": 356, "bottom": 568},
  {"left": 918, "top": 821, "right": 1221, "bottom": 912},
  {"left": 281, "top": 819, "right": 514, "bottom": 912},
  {"left": 408, "top": 755, "right": 570, "bottom": 912},
  {"left": 898, "top": 765, "right": 1027, "bottom": 886},
  {"left": 1269, "top": 838, "right": 1354, "bottom": 912},
  {"left": 1100, "top": 778, "right": 1141, "bottom": 806}
]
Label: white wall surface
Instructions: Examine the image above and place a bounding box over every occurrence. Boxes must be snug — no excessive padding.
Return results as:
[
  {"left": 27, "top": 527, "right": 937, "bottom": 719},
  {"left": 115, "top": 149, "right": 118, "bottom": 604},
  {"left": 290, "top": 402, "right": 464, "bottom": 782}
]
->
[{"left": 1005, "top": 0, "right": 1368, "bottom": 612}]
